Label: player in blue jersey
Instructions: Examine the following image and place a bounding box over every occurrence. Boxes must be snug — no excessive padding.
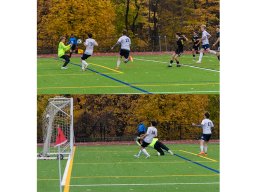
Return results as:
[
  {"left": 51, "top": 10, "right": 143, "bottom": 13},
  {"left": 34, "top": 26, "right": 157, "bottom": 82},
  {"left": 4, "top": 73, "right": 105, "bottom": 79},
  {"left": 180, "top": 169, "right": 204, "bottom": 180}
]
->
[{"left": 68, "top": 34, "right": 77, "bottom": 58}]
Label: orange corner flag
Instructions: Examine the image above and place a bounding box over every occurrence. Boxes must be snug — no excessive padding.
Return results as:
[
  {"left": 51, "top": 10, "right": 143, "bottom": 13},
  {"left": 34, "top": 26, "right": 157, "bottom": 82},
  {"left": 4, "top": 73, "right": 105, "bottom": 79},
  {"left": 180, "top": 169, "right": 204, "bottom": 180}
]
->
[{"left": 55, "top": 127, "right": 67, "bottom": 147}]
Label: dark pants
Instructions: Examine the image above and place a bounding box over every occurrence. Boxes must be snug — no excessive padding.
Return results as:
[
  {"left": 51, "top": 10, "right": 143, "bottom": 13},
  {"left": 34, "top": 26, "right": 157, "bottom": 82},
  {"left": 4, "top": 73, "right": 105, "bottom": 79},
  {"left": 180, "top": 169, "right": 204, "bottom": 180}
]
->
[
  {"left": 154, "top": 141, "right": 170, "bottom": 156},
  {"left": 60, "top": 55, "right": 70, "bottom": 67}
]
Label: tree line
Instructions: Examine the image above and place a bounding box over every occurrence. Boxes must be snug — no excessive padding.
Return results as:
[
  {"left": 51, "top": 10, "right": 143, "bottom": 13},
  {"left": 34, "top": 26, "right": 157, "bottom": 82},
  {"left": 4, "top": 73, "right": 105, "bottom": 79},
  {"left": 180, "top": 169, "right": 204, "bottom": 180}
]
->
[{"left": 37, "top": 0, "right": 219, "bottom": 53}]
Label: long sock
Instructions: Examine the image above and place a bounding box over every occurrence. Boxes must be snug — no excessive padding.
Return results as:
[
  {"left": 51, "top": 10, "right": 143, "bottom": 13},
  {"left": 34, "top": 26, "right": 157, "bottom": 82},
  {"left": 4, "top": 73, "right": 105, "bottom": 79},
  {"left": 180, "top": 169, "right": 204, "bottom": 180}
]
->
[
  {"left": 82, "top": 60, "right": 87, "bottom": 69},
  {"left": 141, "top": 148, "right": 150, "bottom": 156},
  {"left": 193, "top": 54, "right": 195, "bottom": 58},
  {"left": 137, "top": 150, "right": 142, "bottom": 156},
  {"left": 199, "top": 52, "right": 203, "bottom": 62},
  {"left": 209, "top": 50, "right": 217, "bottom": 55},
  {"left": 177, "top": 61, "right": 180, "bottom": 65},
  {"left": 204, "top": 146, "right": 208, "bottom": 153},
  {"left": 117, "top": 58, "right": 121, "bottom": 68},
  {"left": 170, "top": 60, "right": 173, "bottom": 64},
  {"left": 200, "top": 145, "right": 204, "bottom": 152},
  {"left": 63, "top": 61, "right": 69, "bottom": 67}
]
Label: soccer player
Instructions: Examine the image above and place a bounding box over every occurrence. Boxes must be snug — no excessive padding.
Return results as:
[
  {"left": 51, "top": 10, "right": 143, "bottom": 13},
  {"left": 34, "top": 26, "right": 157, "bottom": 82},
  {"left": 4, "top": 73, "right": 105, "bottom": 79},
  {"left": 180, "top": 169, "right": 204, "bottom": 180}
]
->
[
  {"left": 137, "top": 122, "right": 146, "bottom": 144},
  {"left": 196, "top": 25, "right": 220, "bottom": 63},
  {"left": 81, "top": 33, "right": 98, "bottom": 71},
  {"left": 168, "top": 33, "right": 188, "bottom": 67},
  {"left": 213, "top": 25, "right": 220, "bottom": 60},
  {"left": 134, "top": 121, "right": 158, "bottom": 159},
  {"left": 192, "top": 31, "right": 200, "bottom": 60},
  {"left": 68, "top": 34, "right": 77, "bottom": 58},
  {"left": 192, "top": 112, "right": 214, "bottom": 156},
  {"left": 111, "top": 30, "right": 132, "bottom": 70},
  {"left": 58, "top": 36, "right": 72, "bottom": 70}
]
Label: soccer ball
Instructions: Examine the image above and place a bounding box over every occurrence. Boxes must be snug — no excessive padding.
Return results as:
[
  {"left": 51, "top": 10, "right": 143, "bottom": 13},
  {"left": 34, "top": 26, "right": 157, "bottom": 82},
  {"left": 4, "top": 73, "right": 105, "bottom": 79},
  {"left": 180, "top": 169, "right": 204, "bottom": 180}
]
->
[{"left": 77, "top": 39, "right": 82, "bottom": 44}]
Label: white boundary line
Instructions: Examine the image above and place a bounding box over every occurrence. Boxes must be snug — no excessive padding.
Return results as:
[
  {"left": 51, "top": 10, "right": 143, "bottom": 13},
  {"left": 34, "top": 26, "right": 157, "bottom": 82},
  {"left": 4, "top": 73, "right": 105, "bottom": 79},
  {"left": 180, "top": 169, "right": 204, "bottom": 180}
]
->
[
  {"left": 134, "top": 58, "right": 220, "bottom": 73},
  {"left": 69, "top": 182, "right": 219, "bottom": 187}
]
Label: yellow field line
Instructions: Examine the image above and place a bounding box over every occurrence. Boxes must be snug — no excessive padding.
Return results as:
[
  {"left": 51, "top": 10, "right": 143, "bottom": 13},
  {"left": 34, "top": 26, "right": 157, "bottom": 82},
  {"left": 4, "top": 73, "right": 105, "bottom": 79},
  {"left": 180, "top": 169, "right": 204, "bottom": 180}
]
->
[
  {"left": 72, "top": 174, "right": 219, "bottom": 179},
  {"left": 38, "top": 82, "right": 219, "bottom": 90},
  {"left": 179, "top": 150, "right": 218, "bottom": 162},
  {"left": 63, "top": 147, "right": 76, "bottom": 192},
  {"left": 90, "top": 62, "right": 123, "bottom": 74}
]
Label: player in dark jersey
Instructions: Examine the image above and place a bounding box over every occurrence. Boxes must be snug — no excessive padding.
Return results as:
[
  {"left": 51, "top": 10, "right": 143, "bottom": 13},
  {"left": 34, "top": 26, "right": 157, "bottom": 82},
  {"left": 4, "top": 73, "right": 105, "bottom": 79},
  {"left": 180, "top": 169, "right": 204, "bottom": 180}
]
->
[
  {"left": 213, "top": 26, "right": 220, "bottom": 60},
  {"left": 68, "top": 34, "right": 77, "bottom": 58},
  {"left": 192, "top": 31, "right": 200, "bottom": 60},
  {"left": 168, "top": 33, "right": 188, "bottom": 67}
]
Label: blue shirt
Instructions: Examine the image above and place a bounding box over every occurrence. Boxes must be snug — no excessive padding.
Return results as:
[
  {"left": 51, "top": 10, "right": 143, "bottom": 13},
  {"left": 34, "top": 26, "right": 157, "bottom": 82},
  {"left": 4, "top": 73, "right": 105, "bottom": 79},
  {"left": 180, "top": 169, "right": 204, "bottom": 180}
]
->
[
  {"left": 138, "top": 123, "right": 146, "bottom": 133},
  {"left": 68, "top": 37, "right": 77, "bottom": 45}
]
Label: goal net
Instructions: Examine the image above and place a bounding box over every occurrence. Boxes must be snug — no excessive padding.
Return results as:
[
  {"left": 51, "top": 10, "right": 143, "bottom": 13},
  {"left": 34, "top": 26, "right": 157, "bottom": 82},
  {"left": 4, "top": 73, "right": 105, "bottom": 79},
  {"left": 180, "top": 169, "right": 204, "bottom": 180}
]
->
[{"left": 38, "top": 96, "right": 74, "bottom": 160}]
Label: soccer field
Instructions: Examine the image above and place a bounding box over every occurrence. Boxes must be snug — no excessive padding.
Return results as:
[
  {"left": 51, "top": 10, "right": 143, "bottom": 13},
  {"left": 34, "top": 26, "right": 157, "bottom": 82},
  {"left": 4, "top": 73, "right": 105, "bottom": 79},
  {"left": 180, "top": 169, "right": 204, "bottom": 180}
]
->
[
  {"left": 37, "top": 143, "right": 220, "bottom": 192},
  {"left": 37, "top": 54, "right": 219, "bottom": 94}
]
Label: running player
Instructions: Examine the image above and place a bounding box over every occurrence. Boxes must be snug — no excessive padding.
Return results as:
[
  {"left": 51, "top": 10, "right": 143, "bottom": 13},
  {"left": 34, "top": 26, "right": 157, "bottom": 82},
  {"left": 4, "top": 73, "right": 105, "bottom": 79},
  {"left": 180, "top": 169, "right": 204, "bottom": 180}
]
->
[
  {"left": 192, "top": 31, "right": 200, "bottom": 60},
  {"left": 111, "top": 30, "right": 133, "bottom": 70},
  {"left": 134, "top": 121, "right": 158, "bottom": 159},
  {"left": 213, "top": 25, "right": 220, "bottom": 60},
  {"left": 58, "top": 36, "right": 72, "bottom": 70},
  {"left": 68, "top": 34, "right": 77, "bottom": 58},
  {"left": 196, "top": 25, "right": 220, "bottom": 63},
  {"left": 192, "top": 112, "right": 214, "bottom": 156},
  {"left": 137, "top": 122, "right": 147, "bottom": 144},
  {"left": 81, "top": 33, "right": 98, "bottom": 71},
  {"left": 168, "top": 33, "right": 188, "bottom": 67}
]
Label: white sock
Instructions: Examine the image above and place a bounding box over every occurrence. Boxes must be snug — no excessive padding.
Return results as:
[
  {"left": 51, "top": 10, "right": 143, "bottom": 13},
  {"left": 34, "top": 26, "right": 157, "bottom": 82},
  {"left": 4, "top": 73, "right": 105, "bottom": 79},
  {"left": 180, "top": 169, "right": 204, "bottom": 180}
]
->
[
  {"left": 200, "top": 145, "right": 204, "bottom": 152},
  {"left": 82, "top": 60, "right": 88, "bottom": 68},
  {"left": 199, "top": 52, "right": 203, "bottom": 62},
  {"left": 204, "top": 146, "right": 208, "bottom": 153},
  {"left": 137, "top": 150, "right": 142, "bottom": 156},
  {"left": 209, "top": 50, "right": 217, "bottom": 55},
  {"left": 117, "top": 58, "right": 121, "bottom": 67},
  {"left": 142, "top": 148, "right": 150, "bottom": 156}
]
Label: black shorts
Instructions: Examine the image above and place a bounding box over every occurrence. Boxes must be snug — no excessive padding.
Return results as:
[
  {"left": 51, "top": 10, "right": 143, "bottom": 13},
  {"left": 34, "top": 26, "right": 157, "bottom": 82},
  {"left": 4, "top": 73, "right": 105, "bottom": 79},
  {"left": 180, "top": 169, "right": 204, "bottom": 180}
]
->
[
  {"left": 81, "top": 54, "right": 91, "bottom": 60},
  {"left": 120, "top": 49, "right": 130, "bottom": 59},
  {"left": 141, "top": 141, "right": 150, "bottom": 148},
  {"left": 71, "top": 44, "right": 77, "bottom": 51},
  {"left": 138, "top": 131, "right": 145, "bottom": 137},
  {"left": 192, "top": 45, "right": 199, "bottom": 51},
  {"left": 201, "top": 134, "right": 212, "bottom": 142},
  {"left": 175, "top": 48, "right": 183, "bottom": 56}
]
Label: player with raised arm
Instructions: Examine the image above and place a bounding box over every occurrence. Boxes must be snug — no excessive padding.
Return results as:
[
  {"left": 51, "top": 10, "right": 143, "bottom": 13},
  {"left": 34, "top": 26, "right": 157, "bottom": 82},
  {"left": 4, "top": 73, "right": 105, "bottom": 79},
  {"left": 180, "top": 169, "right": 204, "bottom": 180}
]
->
[
  {"left": 111, "top": 30, "right": 133, "bottom": 70},
  {"left": 192, "top": 31, "right": 200, "bottom": 60},
  {"left": 81, "top": 33, "right": 98, "bottom": 71},
  {"left": 192, "top": 112, "right": 214, "bottom": 156},
  {"left": 58, "top": 36, "right": 72, "bottom": 70},
  {"left": 68, "top": 34, "right": 77, "bottom": 58},
  {"left": 196, "top": 25, "right": 220, "bottom": 63},
  {"left": 168, "top": 33, "right": 188, "bottom": 67},
  {"left": 134, "top": 121, "right": 158, "bottom": 159},
  {"left": 213, "top": 25, "right": 220, "bottom": 60}
]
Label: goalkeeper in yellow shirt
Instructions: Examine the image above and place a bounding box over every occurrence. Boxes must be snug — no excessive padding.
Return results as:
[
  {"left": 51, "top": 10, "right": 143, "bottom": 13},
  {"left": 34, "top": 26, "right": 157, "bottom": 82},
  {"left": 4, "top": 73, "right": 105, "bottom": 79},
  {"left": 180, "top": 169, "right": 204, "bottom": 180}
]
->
[{"left": 58, "top": 36, "right": 72, "bottom": 70}]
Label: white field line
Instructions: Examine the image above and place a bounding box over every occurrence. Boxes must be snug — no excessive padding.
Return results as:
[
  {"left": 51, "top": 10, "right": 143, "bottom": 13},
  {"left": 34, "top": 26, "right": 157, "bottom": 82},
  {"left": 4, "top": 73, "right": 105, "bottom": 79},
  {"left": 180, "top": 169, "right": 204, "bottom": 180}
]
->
[
  {"left": 69, "top": 182, "right": 219, "bottom": 187},
  {"left": 134, "top": 58, "right": 220, "bottom": 73}
]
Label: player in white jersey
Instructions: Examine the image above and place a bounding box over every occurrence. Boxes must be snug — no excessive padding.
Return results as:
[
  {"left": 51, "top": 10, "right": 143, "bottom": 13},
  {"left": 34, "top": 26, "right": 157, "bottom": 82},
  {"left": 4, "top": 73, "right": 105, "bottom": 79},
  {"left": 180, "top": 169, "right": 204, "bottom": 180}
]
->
[
  {"left": 196, "top": 25, "right": 220, "bottom": 63},
  {"left": 111, "top": 30, "right": 133, "bottom": 70},
  {"left": 192, "top": 112, "right": 214, "bottom": 156},
  {"left": 134, "top": 121, "right": 158, "bottom": 159},
  {"left": 81, "top": 33, "right": 98, "bottom": 71}
]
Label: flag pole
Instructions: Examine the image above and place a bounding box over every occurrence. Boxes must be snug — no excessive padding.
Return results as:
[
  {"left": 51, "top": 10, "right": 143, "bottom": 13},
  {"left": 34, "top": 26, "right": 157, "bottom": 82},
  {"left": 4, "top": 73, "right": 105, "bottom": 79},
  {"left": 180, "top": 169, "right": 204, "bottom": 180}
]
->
[{"left": 58, "top": 146, "right": 62, "bottom": 192}]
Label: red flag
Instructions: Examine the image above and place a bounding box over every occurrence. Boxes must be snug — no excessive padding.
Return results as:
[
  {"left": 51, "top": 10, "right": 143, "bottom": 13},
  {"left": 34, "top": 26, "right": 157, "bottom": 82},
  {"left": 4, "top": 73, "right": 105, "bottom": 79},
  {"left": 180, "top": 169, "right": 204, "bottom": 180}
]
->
[{"left": 55, "top": 127, "right": 67, "bottom": 147}]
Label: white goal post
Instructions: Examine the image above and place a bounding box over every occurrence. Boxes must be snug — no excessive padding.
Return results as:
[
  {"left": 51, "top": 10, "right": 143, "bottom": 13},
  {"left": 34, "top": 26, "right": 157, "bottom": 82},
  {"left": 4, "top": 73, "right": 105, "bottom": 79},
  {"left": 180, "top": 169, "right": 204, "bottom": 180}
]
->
[{"left": 38, "top": 96, "right": 74, "bottom": 160}]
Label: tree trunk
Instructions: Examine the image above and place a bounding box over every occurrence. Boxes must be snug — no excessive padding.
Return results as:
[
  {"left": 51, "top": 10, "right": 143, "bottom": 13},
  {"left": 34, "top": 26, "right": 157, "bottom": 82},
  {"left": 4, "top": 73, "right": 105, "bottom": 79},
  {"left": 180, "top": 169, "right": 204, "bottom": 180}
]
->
[{"left": 125, "top": 0, "right": 130, "bottom": 31}]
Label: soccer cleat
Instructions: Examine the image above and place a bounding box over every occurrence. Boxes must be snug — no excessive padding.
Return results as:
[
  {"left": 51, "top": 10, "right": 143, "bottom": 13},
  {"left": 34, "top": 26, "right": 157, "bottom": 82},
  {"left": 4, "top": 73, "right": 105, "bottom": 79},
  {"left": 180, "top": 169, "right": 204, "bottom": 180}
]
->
[
  {"left": 115, "top": 67, "right": 120, "bottom": 70},
  {"left": 198, "top": 151, "right": 206, "bottom": 156},
  {"left": 196, "top": 60, "right": 201, "bottom": 64},
  {"left": 168, "top": 150, "right": 174, "bottom": 155},
  {"left": 168, "top": 65, "right": 172, "bottom": 68},
  {"left": 61, "top": 67, "right": 68, "bottom": 70},
  {"left": 157, "top": 152, "right": 161, "bottom": 156},
  {"left": 177, "top": 64, "right": 181, "bottom": 67},
  {"left": 134, "top": 155, "right": 140, "bottom": 158},
  {"left": 145, "top": 155, "right": 150, "bottom": 159},
  {"left": 129, "top": 56, "right": 134, "bottom": 62}
]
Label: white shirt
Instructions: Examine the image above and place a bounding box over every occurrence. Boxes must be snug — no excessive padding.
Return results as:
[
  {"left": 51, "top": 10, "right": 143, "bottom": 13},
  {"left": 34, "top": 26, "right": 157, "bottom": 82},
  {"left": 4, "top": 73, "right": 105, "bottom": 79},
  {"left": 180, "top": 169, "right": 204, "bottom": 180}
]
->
[
  {"left": 84, "top": 38, "right": 98, "bottom": 55},
  {"left": 201, "top": 30, "right": 211, "bottom": 45},
  {"left": 117, "top": 35, "right": 131, "bottom": 51},
  {"left": 201, "top": 119, "right": 214, "bottom": 134},
  {"left": 144, "top": 126, "right": 157, "bottom": 143}
]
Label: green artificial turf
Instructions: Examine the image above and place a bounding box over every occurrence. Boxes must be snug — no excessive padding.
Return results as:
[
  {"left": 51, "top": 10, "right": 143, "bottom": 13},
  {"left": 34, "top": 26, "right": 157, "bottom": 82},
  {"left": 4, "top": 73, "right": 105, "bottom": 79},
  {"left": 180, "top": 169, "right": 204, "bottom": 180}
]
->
[
  {"left": 37, "top": 143, "right": 219, "bottom": 192},
  {"left": 37, "top": 54, "right": 219, "bottom": 94}
]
